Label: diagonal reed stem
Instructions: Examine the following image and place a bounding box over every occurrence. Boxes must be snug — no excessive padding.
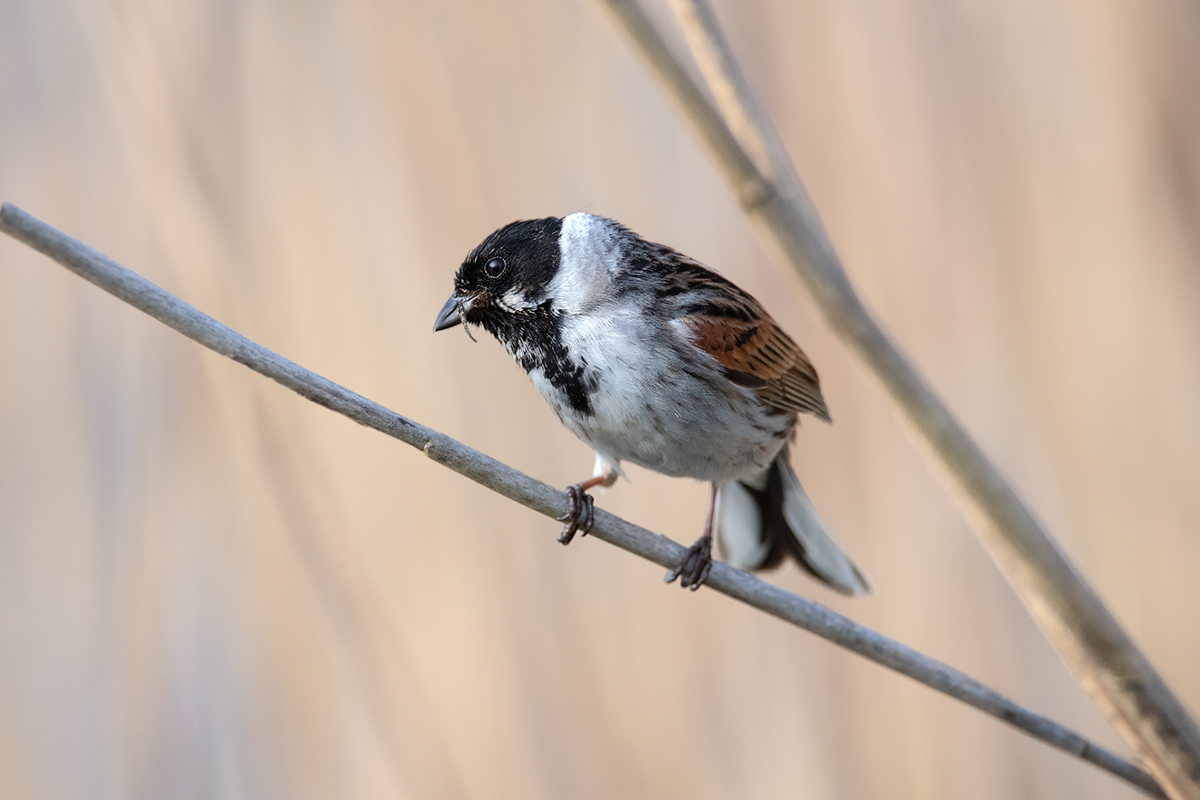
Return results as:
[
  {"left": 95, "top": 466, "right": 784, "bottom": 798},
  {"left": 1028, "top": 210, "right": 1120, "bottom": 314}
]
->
[
  {"left": 594, "top": 1, "right": 1200, "bottom": 797},
  {"left": 0, "top": 201, "right": 1165, "bottom": 797}
]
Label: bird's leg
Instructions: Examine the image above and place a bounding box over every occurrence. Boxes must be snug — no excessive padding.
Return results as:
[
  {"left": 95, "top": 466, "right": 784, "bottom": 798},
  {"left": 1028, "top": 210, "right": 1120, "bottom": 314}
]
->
[
  {"left": 557, "top": 472, "right": 615, "bottom": 545},
  {"left": 665, "top": 484, "right": 717, "bottom": 590}
]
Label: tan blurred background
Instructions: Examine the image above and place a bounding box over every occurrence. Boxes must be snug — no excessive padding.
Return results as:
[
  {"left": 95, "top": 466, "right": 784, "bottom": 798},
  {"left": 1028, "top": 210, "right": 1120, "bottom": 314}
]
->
[{"left": 1, "top": 0, "right": 1198, "bottom": 797}]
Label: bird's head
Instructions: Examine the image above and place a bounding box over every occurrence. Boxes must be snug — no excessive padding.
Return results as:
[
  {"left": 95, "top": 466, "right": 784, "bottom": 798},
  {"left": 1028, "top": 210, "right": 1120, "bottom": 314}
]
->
[
  {"left": 433, "top": 217, "right": 565, "bottom": 336},
  {"left": 434, "top": 212, "right": 637, "bottom": 341}
]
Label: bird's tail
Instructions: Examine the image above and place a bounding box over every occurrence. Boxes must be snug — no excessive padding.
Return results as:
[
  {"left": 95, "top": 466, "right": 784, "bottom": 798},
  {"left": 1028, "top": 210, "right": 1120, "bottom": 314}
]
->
[{"left": 714, "top": 453, "right": 870, "bottom": 596}]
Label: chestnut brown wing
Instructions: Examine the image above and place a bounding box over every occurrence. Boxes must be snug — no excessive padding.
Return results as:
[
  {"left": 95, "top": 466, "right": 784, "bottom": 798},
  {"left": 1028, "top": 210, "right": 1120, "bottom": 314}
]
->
[{"left": 674, "top": 290, "right": 831, "bottom": 422}]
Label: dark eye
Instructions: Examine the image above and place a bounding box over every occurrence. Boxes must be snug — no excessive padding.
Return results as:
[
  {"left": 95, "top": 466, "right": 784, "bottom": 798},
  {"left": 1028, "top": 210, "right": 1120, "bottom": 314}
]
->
[{"left": 484, "top": 257, "right": 506, "bottom": 279}]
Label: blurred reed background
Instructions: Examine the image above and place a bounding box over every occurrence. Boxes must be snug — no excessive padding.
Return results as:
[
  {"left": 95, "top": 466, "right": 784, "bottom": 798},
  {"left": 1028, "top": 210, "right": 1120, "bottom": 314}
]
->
[{"left": 0, "top": 0, "right": 1198, "bottom": 797}]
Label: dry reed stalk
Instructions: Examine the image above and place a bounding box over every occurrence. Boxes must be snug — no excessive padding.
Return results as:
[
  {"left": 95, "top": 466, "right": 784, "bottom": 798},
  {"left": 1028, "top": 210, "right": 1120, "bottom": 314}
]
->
[{"left": 594, "top": 1, "right": 1200, "bottom": 797}]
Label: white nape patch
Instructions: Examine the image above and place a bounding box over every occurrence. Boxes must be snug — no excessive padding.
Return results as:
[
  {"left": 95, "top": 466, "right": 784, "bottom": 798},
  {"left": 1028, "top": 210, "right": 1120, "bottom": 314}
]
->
[{"left": 549, "top": 213, "right": 621, "bottom": 312}]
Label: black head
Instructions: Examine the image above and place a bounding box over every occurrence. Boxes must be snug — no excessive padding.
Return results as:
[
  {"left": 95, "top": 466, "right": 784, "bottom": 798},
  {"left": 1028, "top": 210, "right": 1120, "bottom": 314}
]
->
[{"left": 433, "top": 217, "right": 563, "bottom": 333}]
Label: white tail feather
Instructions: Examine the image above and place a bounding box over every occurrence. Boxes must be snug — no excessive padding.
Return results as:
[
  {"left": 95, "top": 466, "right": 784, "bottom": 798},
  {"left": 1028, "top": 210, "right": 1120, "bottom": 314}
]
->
[
  {"left": 714, "top": 479, "right": 770, "bottom": 569},
  {"left": 776, "top": 459, "right": 870, "bottom": 595},
  {"left": 713, "top": 457, "right": 870, "bottom": 596}
]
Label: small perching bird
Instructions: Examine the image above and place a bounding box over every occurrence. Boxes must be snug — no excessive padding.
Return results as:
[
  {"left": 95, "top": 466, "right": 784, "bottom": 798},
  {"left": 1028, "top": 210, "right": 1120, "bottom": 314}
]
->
[{"left": 434, "top": 213, "right": 868, "bottom": 594}]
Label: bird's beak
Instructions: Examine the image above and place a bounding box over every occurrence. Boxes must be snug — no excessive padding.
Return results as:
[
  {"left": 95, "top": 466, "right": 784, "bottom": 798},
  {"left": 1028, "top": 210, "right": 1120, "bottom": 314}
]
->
[{"left": 433, "top": 293, "right": 463, "bottom": 332}]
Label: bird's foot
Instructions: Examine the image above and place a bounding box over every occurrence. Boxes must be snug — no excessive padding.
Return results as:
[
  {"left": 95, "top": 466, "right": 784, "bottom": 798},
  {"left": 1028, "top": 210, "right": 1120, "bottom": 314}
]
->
[
  {"left": 665, "top": 534, "right": 713, "bottom": 591},
  {"left": 556, "top": 484, "right": 595, "bottom": 545}
]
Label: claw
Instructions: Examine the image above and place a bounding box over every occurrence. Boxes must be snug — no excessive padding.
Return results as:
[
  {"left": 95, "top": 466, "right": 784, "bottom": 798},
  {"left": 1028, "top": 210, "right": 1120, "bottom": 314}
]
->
[
  {"left": 665, "top": 534, "right": 713, "bottom": 590},
  {"left": 556, "top": 484, "right": 595, "bottom": 545}
]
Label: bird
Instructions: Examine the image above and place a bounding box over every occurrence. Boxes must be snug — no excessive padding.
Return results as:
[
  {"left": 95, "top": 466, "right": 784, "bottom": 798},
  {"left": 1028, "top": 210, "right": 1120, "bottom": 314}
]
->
[{"left": 433, "top": 213, "right": 869, "bottom": 594}]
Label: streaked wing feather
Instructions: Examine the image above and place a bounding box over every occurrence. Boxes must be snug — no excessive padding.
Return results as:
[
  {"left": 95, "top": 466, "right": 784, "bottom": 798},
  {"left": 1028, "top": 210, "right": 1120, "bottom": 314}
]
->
[{"left": 666, "top": 258, "right": 830, "bottom": 421}]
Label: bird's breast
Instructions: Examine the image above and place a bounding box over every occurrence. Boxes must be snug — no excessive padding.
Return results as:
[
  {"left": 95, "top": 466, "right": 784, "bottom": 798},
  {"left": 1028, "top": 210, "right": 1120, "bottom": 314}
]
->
[{"left": 526, "top": 311, "right": 793, "bottom": 483}]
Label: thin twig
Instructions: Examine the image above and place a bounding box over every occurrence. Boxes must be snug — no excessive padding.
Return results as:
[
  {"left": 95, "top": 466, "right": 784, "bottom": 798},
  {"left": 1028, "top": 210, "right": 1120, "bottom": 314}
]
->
[
  {"left": 595, "top": 1, "right": 1200, "bottom": 797},
  {"left": 0, "top": 202, "right": 1165, "bottom": 797}
]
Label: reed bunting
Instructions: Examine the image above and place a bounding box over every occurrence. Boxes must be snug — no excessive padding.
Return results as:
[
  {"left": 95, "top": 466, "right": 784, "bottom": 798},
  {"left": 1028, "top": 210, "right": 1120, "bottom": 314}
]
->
[{"left": 434, "top": 213, "right": 868, "bottom": 594}]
